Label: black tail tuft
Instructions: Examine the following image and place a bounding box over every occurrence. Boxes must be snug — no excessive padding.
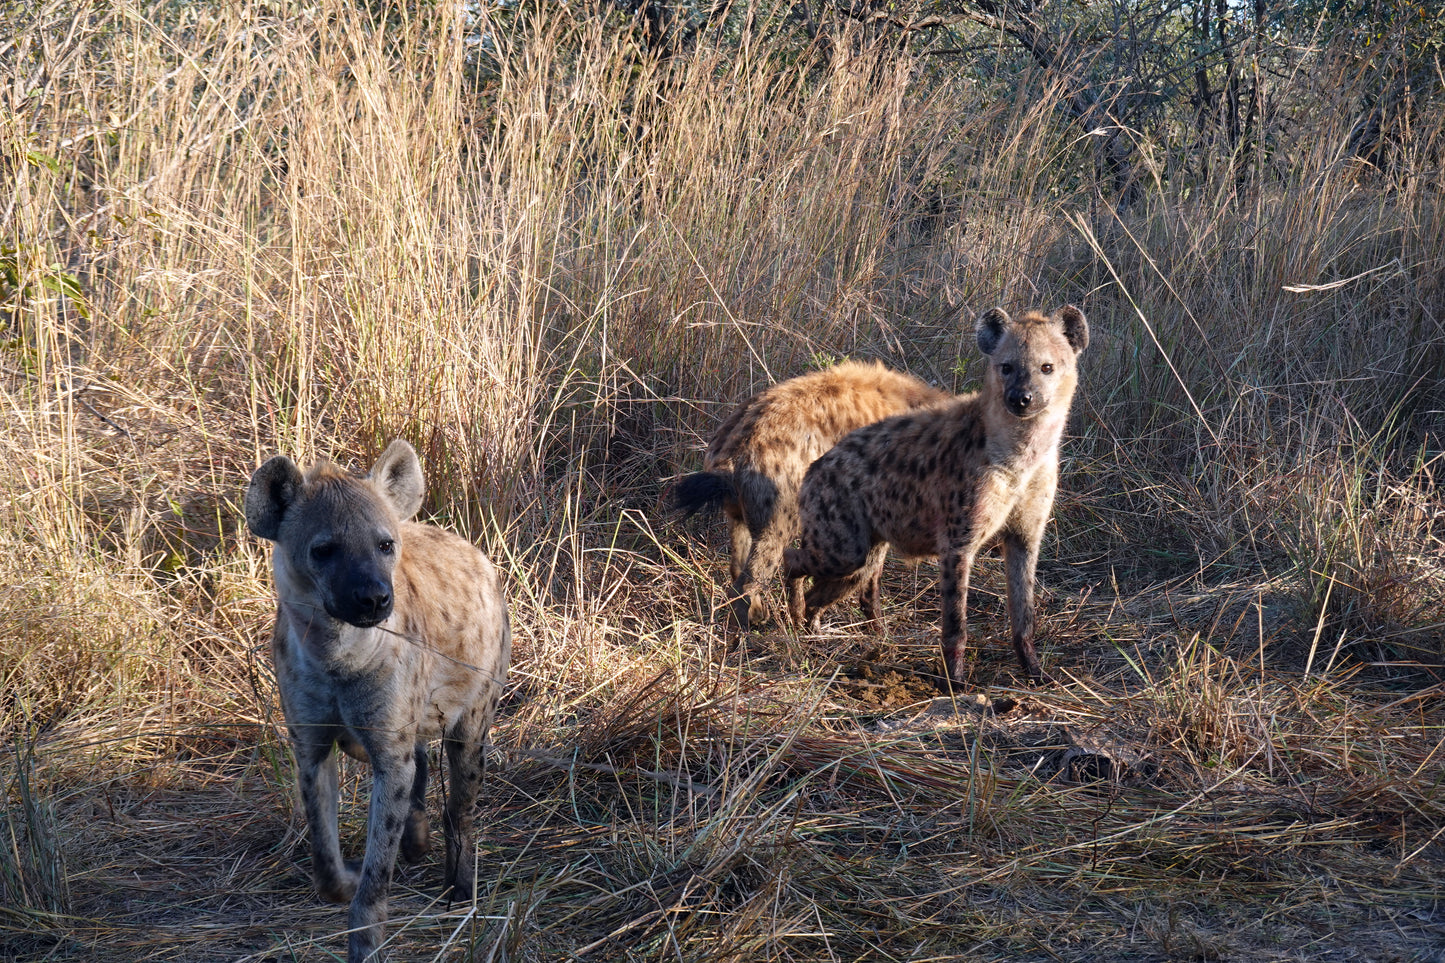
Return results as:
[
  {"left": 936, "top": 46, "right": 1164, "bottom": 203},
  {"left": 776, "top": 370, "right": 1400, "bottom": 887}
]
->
[{"left": 669, "top": 472, "right": 734, "bottom": 518}]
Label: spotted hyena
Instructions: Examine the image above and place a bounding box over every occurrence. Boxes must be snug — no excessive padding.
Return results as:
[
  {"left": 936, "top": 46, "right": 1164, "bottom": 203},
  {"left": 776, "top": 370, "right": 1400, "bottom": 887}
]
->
[
  {"left": 672, "top": 360, "right": 948, "bottom": 629},
  {"left": 784, "top": 306, "right": 1088, "bottom": 684},
  {"left": 245, "top": 440, "right": 510, "bottom": 963}
]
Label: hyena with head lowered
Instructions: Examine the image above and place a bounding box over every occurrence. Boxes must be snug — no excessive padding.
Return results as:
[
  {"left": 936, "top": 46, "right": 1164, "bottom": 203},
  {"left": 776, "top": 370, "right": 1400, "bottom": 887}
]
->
[
  {"left": 672, "top": 360, "right": 949, "bottom": 629},
  {"left": 246, "top": 440, "right": 510, "bottom": 963},
  {"left": 784, "top": 306, "right": 1088, "bottom": 684}
]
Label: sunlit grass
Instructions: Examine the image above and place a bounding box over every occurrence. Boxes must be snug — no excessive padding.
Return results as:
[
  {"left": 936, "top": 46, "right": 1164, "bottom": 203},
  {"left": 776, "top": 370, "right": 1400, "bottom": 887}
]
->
[{"left": 1, "top": 0, "right": 1442, "bottom": 958}]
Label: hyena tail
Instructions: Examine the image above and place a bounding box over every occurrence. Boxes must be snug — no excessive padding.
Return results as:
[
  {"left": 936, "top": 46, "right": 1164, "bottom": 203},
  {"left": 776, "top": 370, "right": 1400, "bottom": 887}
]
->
[{"left": 669, "top": 471, "right": 734, "bottom": 518}]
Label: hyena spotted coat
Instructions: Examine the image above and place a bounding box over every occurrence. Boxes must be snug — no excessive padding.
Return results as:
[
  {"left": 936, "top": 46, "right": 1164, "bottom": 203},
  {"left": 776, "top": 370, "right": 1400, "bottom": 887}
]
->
[
  {"left": 672, "top": 360, "right": 949, "bottom": 629},
  {"left": 784, "top": 306, "right": 1088, "bottom": 684},
  {"left": 246, "top": 440, "right": 510, "bottom": 963}
]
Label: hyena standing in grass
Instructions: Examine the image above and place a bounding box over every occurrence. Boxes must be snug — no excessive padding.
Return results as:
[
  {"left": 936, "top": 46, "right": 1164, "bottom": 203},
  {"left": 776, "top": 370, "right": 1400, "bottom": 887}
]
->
[
  {"left": 672, "top": 360, "right": 949, "bottom": 629},
  {"left": 246, "top": 440, "right": 510, "bottom": 963},
  {"left": 784, "top": 306, "right": 1088, "bottom": 685}
]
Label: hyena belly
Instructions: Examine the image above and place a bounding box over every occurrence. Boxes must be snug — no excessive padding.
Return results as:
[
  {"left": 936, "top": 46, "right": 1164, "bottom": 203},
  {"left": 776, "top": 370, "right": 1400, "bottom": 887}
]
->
[{"left": 787, "top": 403, "right": 986, "bottom": 620}]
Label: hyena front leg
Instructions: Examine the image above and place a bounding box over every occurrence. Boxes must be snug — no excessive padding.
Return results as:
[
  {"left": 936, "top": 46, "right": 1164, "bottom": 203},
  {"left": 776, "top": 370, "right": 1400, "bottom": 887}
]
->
[
  {"left": 292, "top": 729, "right": 358, "bottom": 905},
  {"left": 938, "top": 546, "right": 976, "bottom": 683},
  {"left": 442, "top": 702, "right": 494, "bottom": 899},
  {"left": 1001, "top": 528, "right": 1047, "bottom": 684},
  {"left": 399, "top": 743, "right": 430, "bottom": 864},
  {"left": 348, "top": 744, "right": 416, "bottom": 963}
]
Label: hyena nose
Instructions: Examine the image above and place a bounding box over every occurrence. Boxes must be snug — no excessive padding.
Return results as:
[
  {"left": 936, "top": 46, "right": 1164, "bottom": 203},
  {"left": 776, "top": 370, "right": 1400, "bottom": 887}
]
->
[
  {"left": 352, "top": 583, "right": 393, "bottom": 623},
  {"left": 1007, "top": 388, "right": 1033, "bottom": 412}
]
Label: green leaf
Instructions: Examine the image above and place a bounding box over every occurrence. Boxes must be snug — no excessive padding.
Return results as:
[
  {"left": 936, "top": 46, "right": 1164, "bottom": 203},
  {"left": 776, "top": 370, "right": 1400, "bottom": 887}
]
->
[
  {"left": 38, "top": 272, "right": 90, "bottom": 320},
  {"left": 24, "top": 150, "right": 61, "bottom": 174}
]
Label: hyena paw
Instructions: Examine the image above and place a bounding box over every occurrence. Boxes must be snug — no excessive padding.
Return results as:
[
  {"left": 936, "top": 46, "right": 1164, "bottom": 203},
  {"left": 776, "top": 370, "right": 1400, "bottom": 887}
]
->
[
  {"left": 1026, "top": 666, "right": 1056, "bottom": 687},
  {"left": 444, "top": 859, "right": 477, "bottom": 902},
  {"left": 727, "top": 594, "right": 756, "bottom": 632},
  {"left": 941, "top": 647, "right": 970, "bottom": 685},
  {"left": 316, "top": 861, "right": 361, "bottom": 904},
  {"left": 746, "top": 596, "right": 773, "bottom": 629},
  {"left": 400, "top": 815, "right": 431, "bottom": 864}
]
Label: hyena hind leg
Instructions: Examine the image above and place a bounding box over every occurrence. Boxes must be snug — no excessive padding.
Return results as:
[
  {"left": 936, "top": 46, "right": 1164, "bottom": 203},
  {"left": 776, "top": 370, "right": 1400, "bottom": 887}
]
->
[
  {"left": 726, "top": 471, "right": 790, "bottom": 630},
  {"left": 784, "top": 549, "right": 809, "bottom": 627},
  {"left": 856, "top": 548, "right": 889, "bottom": 628},
  {"left": 717, "top": 499, "right": 768, "bottom": 631},
  {"left": 785, "top": 543, "right": 887, "bottom": 631},
  {"left": 723, "top": 498, "right": 750, "bottom": 585},
  {"left": 731, "top": 516, "right": 797, "bottom": 630}
]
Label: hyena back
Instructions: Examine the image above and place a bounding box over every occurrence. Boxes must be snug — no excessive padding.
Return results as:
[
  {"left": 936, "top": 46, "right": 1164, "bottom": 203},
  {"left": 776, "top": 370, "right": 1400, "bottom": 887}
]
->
[
  {"left": 784, "top": 306, "right": 1088, "bottom": 684},
  {"left": 246, "top": 440, "right": 510, "bottom": 963},
  {"left": 672, "top": 360, "right": 948, "bottom": 629}
]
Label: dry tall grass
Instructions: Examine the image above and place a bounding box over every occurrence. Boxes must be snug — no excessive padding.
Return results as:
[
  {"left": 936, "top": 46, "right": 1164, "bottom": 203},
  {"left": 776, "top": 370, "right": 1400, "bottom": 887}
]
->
[{"left": 2, "top": 1, "right": 1443, "bottom": 959}]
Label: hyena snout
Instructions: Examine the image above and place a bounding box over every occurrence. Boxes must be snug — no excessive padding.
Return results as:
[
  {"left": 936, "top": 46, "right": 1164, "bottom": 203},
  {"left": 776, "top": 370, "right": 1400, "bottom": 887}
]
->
[
  {"left": 323, "top": 564, "right": 394, "bottom": 627},
  {"left": 338, "top": 576, "right": 392, "bottom": 626},
  {"left": 1004, "top": 386, "right": 1034, "bottom": 415}
]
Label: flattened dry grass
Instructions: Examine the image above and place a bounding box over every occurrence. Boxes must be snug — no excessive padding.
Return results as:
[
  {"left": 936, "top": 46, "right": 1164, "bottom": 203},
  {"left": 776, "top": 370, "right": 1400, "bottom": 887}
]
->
[
  {"left": 3, "top": 0, "right": 1444, "bottom": 960},
  {"left": 12, "top": 616, "right": 1445, "bottom": 961},
  {"left": 6, "top": 555, "right": 1442, "bottom": 961}
]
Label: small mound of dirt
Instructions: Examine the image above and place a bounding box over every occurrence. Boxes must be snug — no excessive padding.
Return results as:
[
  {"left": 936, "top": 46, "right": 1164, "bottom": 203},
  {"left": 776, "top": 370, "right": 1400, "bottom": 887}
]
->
[{"left": 843, "top": 657, "right": 941, "bottom": 710}]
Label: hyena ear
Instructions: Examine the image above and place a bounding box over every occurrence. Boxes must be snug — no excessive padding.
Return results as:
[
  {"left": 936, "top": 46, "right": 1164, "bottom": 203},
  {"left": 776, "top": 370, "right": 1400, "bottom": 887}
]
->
[
  {"left": 975, "top": 307, "right": 1010, "bottom": 356},
  {"left": 246, "top": 455, "right": 304, "bottom": 542},
  {"left": 369, "top": 439, "right": 425, "bottom": 521},
  {"left": 1056, "top": 305, "right": 1089, "bottom": 353}
]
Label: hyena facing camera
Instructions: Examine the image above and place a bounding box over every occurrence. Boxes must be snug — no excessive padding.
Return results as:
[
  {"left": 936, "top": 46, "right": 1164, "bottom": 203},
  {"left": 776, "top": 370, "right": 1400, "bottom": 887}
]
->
[
  {"left": 785, "top": 306, "right": 1088, "bottom": 685},
  {"left": 246, "top": 440, "right": 510, "bottom": 963}
]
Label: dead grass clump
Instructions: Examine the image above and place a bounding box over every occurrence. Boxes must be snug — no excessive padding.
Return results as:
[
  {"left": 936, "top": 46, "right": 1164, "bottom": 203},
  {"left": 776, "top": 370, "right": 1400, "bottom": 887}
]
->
[
  {"left": 0, "top": 544, "right": 165, "bottom": 732},
  {"left": 1289, "top": 453, "right": 1445, "bottom": 672},
  {"left": 0, "top": 733, "right": 71, "bottom": 929}
]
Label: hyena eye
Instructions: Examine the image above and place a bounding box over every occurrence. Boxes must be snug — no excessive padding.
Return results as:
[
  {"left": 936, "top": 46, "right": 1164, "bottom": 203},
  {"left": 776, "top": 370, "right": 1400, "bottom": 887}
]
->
[
  {"left": 999, "top": 363, "right": 1013, "bottom": 376},
  {"left": 310, "top": 543, "right": 336, "bottom": 562},
  {"left": 378, "top": 539, "right": 395, "bottom": 555},
  {"left": 1040, "top": 363, "right": 1054, "bottom": 374}
]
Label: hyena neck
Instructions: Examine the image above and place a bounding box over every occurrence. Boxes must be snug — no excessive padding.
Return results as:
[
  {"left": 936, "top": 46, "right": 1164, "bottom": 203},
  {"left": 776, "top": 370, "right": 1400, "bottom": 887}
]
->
[
  {"left": 983, "top": 396, "right": 1072, "bottom": 470},
  {"left": 280, "top": 599, "right": 391, "bottom": 674}
]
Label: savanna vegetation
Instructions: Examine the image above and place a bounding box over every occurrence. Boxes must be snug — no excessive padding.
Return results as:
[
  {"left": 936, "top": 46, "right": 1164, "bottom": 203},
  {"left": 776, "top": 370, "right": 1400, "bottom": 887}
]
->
[{"left": 2, "top": 0, "right": 1443, "bottom": 958}]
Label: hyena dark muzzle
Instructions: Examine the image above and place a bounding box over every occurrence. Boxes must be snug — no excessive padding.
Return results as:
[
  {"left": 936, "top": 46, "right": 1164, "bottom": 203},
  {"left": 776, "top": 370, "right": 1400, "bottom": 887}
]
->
[
  {"left": 309, "top": 537, "right": 396, "bottom": 627},
  {"left": 281, "top": 481, "right": 404, "bottom": 629}
]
